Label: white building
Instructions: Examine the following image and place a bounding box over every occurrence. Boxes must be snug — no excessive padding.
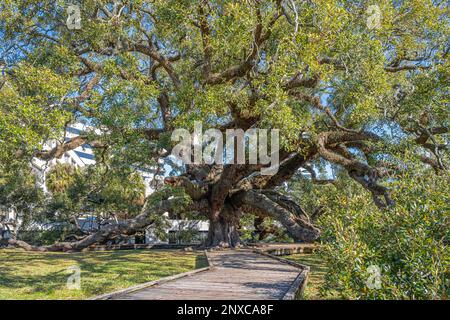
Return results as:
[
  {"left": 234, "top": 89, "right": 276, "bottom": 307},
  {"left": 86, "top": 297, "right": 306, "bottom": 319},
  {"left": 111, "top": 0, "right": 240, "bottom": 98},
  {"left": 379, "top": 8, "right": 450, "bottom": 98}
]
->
[{"left": 31, "top": 123, "right": 158, "bottom": 196}]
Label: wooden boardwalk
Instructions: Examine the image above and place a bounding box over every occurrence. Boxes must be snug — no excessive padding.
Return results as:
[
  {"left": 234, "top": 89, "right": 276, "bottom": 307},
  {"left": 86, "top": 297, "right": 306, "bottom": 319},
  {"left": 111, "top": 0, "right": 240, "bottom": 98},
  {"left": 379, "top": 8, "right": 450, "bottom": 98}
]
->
[{"left": 110, "top": 249, "right": 304, "bottom": 300}]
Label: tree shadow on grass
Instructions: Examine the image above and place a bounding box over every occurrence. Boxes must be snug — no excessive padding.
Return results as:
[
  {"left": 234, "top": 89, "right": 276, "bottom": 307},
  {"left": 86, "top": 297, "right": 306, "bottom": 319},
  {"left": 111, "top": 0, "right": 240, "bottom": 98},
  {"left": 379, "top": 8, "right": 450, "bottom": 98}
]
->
[
  {"left": 0, "top": 267, "right": 75, "bottom": 296},
  {"left": 195, "top": 253, "right": 208, "bottom": 269},
  {"left": 0, "top": 249, "right": 208, "bottom": 299}
]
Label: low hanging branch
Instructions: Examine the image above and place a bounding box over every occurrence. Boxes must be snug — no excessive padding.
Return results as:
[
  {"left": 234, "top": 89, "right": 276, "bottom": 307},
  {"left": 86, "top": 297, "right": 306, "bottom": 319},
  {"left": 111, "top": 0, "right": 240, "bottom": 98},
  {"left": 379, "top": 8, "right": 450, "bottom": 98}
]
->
[
  {"left": 3, "top": 194, "right": 190, "bottom": 252},
  {"left": 235, "top": 189, "right": 321, "bottom": 242},
  {"left": 316, "top": 131, "right": 394, "bottom": 209},
  {"left": 35, "top": 135, "right": 87, "bottom": 160}
]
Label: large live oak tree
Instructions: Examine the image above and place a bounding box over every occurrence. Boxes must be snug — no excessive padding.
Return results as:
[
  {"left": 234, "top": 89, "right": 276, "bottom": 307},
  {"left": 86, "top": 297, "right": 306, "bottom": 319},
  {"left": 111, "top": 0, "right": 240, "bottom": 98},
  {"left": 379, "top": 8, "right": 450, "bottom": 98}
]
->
[{"left": 0, "top": 0, "right": 448, "bottom": 250}]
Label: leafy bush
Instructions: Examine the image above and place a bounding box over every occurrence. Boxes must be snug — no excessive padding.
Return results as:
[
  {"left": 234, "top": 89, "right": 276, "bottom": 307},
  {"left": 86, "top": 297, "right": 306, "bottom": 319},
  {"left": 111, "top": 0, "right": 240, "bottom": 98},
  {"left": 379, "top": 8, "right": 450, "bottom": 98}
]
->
[{"left": 317, "top": 172, "right": 449, "bottom": 299}]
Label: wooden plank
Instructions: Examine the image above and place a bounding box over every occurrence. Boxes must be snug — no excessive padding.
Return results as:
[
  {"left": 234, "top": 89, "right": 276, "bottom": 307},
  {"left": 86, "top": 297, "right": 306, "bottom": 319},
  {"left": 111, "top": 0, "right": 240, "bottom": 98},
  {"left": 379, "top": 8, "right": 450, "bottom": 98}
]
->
[
  {"left": 108, "top": 249, "right": 307, "bottom": 300},
  {"left": 90, "top": 266, "right": 211, "bottom": 300}
]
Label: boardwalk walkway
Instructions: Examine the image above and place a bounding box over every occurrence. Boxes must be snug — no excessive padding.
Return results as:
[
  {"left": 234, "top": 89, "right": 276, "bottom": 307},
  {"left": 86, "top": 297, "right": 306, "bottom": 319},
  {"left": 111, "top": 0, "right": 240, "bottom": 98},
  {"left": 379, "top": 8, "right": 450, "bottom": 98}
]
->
[{"left": 110, "top": 249, "right": 305, "bottom": 300}]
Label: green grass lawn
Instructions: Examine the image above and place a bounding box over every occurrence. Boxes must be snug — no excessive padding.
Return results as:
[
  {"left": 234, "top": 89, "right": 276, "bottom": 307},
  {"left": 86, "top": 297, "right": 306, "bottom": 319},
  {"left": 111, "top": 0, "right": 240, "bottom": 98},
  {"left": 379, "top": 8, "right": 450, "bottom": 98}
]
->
[
  {"left": 284, "top": 253, "right": 337, "bottom": 300},
  {"left": 0, "top": 249, "right": 207, "bottom": 300}
]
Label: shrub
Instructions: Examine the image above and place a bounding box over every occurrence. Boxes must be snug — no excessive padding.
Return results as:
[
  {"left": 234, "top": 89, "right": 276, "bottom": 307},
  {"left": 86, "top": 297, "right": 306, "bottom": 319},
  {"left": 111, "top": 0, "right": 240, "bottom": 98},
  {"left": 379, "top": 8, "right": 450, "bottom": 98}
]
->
[{"left": 317, "top": 172, "right": 448, "bottom": 299}]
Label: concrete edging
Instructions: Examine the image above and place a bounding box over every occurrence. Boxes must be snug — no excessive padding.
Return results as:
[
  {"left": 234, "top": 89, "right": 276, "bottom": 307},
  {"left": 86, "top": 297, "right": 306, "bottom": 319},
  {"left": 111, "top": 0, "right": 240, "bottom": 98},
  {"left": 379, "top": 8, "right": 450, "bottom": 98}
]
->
[
  {"left": 247, "top": 244, "right": 318, "bottom": 256},
  {"left": 253, "top": 249, "right": 310, "bottom": 300},
  {"left": 83, "top": 243, "right": 196, "bottom": 252}
]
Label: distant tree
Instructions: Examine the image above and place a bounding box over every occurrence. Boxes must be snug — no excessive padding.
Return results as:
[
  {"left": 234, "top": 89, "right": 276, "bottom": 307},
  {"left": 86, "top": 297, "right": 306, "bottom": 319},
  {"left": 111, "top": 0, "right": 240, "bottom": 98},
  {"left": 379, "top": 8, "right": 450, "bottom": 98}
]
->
[
  {"left": 45, "top": 163, "right": 79, "bottom": 194},
  {"left": 0, "top": 164, "right": 45, "bottom": 239},
  {"left": 44, "top": 163, "right": 146, "bottom": 235}
]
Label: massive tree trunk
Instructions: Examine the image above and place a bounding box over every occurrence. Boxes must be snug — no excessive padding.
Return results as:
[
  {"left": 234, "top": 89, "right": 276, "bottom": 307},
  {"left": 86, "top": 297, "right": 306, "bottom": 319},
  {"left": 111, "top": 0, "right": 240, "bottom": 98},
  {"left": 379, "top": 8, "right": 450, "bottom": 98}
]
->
[{"left": 206, "top": 205, "right": 241, "bottom": 248}]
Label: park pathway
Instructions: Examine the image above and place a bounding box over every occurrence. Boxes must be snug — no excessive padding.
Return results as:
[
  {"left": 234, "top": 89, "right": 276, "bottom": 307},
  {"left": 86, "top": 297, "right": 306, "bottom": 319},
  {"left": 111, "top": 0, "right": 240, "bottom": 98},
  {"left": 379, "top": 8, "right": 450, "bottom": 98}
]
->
[{"left": 110, "top": 249, "right": 304, "bottom": 300}]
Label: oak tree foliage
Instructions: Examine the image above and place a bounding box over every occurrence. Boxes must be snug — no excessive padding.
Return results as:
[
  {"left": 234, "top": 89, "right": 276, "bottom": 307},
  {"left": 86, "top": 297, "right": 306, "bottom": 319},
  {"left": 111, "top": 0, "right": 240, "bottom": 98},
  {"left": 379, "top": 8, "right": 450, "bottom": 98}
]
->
[{"left": 0, "top": 1, "right": 448, "bottom": 253}]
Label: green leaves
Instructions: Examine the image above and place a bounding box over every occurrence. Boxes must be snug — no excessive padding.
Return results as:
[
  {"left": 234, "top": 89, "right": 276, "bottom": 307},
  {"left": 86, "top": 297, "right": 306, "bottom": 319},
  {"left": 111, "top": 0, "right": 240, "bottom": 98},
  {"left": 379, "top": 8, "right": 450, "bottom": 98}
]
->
[
  {"left": 315, "top": 172, "right": 449, "bottom": 299},
  {"left": 0, "top": 62, "right": 72, "bottom": 162},
  {"left": 45, "top": 163, "right": 147, "bottom": 220},
  {"left": 0, "top": 0, "right": 447, "bottom": 154}
]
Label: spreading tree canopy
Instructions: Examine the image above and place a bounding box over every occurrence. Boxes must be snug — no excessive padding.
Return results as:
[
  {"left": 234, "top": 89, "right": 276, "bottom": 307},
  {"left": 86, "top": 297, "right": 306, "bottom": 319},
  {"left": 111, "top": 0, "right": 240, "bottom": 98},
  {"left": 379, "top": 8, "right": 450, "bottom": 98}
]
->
[{"left": 0, "top": 0, "right": 448, "bottom": 250}]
